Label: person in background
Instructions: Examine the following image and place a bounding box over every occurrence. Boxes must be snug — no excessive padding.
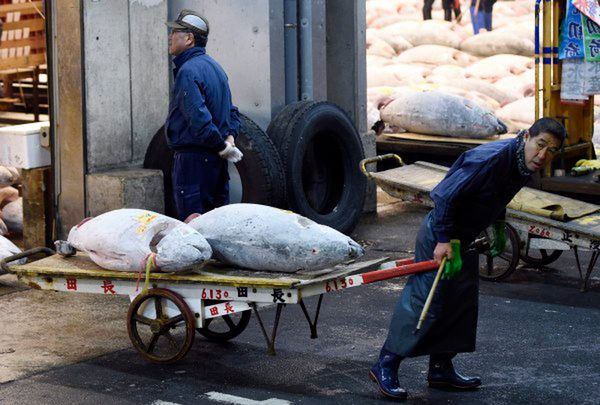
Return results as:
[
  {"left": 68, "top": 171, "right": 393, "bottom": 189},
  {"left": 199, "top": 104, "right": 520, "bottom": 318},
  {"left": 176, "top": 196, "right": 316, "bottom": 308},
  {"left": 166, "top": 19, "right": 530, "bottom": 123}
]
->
[
  {"left": 369, "top": 118, "right": 566, "bottom": 400},
  {"left": 423, "top": 0, "right": 462, "bottom": 22},
  {"left": 165, "top": 10, "right": 242, "bottom": 221},
  {"left": 470, "top": 0, "right": 496, "bottom": 34}
]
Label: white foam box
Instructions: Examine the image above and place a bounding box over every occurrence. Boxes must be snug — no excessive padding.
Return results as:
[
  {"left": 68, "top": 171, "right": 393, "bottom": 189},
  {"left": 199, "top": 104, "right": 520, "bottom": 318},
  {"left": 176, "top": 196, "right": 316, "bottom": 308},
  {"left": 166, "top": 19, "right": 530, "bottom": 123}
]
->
[{"left": 0, "top": 121, "right": 51, "bottom": 168}]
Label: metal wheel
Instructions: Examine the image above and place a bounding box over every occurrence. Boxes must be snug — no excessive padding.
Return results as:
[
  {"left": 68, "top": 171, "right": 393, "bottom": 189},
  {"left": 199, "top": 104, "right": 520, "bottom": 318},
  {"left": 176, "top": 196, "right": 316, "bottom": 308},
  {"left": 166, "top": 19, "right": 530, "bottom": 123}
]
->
[
  {"left": 478, "top": 223, "right": 521, "bottom": 281},
  {"left": 196, "top": 300, "right": 251, "bottom": 342},
  {"left": 127, "top": 288, "right": 195, "bottom": 364},
  {"left": 520, "top": 243, "right": 563, "bottom": 266}
]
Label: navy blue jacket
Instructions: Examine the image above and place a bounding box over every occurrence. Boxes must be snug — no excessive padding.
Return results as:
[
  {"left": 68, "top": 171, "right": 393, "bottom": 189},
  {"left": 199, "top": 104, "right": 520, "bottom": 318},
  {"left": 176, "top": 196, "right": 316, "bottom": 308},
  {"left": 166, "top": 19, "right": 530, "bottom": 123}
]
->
[
  {"left": 430, "top": 137, "right": 530, "bottom": 244},
  {"left": 166, "top": 47, "right": 240, "bottom": 152}
]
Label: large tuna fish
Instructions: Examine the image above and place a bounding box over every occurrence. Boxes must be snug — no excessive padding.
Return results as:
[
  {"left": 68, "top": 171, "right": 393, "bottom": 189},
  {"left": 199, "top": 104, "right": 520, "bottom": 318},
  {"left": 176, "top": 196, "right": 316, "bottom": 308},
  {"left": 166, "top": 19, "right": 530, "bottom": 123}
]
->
[
  {"left": 380, "top": 90, "right": 507, "bottom": 138},
  {"left": 427, "top": 76, "right": 519, "bottom": 104},
  {"left": 64, "top": 209, "right": 212, "bottom": 273},
  {"left": 1, "top": 197, "right": 22, "bottom": 235},
  {"left": 0, "top": 186, "right": 19, "bottom": 208},
  {"left": 396, "top": 45, "right": 476, "bottom": 67},
  {"left": 0, "top": 166, "right": 19, "bottom": 187},
  {"left": 460, "top": 32, "right": 534, "bottom": 57},
  {"left": 366, "top": 34, "right": 397, "bottom": 59},
  {"left": 187, "top": 203, "right": 365, "bottom": 272},
  {"left": 381, "top": 21, "right": 462, "bottom": 49},
  {"left": 368, "top": 28, "right": 413, "bottom": 53},
  {"left": 0, "top": 235, "right": 25, "bottom": 266},
  {"left": 495, "top": 97, "right": 535, "bottom": 131},
  {"left": 465, "top": 54, "right": 534, "bottom": 81},
  {"left": 368, "top": 64, "right": 430, "bottom": 87}
]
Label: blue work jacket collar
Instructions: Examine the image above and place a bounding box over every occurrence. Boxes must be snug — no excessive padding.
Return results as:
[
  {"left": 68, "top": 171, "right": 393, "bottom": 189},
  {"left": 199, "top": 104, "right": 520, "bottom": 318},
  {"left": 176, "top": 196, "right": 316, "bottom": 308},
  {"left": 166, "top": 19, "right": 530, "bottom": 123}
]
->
[{"left": 173, "top": 46, "right": 206, "bottom": 77}]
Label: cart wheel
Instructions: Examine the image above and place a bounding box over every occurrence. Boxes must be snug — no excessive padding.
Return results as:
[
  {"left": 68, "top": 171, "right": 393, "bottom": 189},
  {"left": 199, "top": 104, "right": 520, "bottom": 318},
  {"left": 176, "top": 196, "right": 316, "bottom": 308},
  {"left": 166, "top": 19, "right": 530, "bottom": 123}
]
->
[
  {"left": 127, "top": 288, "right": 195, "bottom": 364},
  {"left": 196, "top": 300, "right": 251, "bottom": 342},
  {"left": 520, "top": 244, "right": 563, "bottom": 267},
  {"left": 478, "top": 223, "right": 520, "bottom": 281}
]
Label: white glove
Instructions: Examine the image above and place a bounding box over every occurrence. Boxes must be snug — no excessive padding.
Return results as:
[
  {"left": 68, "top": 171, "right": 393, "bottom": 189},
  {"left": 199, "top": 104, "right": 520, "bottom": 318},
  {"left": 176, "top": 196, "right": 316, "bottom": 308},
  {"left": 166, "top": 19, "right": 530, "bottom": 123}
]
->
[{"left": 218, "top": 141, "right": 243, "bottom": 163}]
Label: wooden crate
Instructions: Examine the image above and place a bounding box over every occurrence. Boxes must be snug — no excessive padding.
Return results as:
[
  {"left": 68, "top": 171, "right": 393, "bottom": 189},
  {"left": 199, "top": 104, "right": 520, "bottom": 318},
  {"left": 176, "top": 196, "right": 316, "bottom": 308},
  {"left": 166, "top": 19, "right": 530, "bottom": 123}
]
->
[
  {"left": 0, "top": 0, "right": 46, "bottom": 121},
  {"left": 0, "top": 1, "right": 45, "bottom": 70}
]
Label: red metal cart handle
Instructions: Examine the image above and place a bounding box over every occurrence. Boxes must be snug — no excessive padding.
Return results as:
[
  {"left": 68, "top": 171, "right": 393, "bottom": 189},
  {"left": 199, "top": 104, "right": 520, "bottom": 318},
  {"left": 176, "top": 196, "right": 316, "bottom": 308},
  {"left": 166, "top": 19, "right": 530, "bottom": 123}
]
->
[{"left": 361, "top": 259, "right": 438, "bottom": 284}]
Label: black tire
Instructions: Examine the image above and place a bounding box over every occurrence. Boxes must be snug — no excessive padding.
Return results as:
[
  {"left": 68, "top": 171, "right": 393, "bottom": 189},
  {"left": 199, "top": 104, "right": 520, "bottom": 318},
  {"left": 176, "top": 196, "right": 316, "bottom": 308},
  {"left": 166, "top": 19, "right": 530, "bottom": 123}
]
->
[
  {"left": 266, "top": 101, "right": 312, "bottom": 150},
  {"left": 196, "top": 300, "right": 251, "bottom": 342},
  {"left": 235, "top": 114, "right": 286, "bottom": 208},
  {"left": 520, "top": 243, "right": 563, "bottom": 266},
  {"left": 143, "top": 126, "right": 176, "bottom": 217},
  {"left": 267, "top": 102, "right": 367, "bottom": 234},
  {"left": 143, "top": 115, "right": 287, "bottom": 215},
  {"left": 478, "top": 223, "right": 521, "bottom": 281}
]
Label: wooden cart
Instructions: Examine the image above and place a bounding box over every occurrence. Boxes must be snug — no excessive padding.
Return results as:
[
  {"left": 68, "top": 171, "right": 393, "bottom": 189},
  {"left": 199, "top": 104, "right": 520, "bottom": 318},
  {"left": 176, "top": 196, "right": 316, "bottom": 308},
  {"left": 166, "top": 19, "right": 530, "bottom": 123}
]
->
[{"left": 0, "top": 247, "right": 439, "bottom": 363}]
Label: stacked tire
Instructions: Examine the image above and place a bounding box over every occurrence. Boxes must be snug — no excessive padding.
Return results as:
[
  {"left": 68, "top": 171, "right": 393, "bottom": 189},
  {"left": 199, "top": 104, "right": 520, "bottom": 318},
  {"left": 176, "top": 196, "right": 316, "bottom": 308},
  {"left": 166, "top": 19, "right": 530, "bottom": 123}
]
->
[
  {"left": 145, "top": 102, "right": 366, "bottom": 235},
  {"left": 267, "top": 102, "right": 366, "bottom": 234}
]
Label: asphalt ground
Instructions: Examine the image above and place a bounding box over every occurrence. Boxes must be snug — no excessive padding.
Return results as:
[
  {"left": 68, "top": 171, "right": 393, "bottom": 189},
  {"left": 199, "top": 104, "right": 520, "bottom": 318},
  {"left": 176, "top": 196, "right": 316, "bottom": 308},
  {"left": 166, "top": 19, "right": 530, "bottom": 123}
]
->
[{"left": 0, "top": 195, "right": 598, "bottom": 404}]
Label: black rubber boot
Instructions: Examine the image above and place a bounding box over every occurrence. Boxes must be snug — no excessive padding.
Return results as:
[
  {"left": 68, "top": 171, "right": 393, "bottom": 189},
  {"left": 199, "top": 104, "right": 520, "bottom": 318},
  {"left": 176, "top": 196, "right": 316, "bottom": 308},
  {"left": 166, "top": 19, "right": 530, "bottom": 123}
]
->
[
  {"left": 428, "top": 353, "right": 482, "bottom": 390},
  {"left": 369, "top": 349, "right": 408, "bottom": 400}
]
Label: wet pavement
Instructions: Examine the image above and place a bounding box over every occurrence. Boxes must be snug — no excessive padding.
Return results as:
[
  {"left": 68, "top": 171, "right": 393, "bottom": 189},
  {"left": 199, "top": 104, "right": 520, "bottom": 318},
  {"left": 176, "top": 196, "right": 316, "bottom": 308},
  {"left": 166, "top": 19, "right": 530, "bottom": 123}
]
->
[{"left": 0, "top": 195, "right": 598, "bottom": 404}]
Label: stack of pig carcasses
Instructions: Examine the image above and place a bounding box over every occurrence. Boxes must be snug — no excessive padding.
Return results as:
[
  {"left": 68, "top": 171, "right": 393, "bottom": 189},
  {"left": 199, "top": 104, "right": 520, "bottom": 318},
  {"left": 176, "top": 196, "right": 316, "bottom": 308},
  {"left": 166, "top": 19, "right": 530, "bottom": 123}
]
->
[{"left": 366, "top": 0, "right": 548, "bottom": 138}]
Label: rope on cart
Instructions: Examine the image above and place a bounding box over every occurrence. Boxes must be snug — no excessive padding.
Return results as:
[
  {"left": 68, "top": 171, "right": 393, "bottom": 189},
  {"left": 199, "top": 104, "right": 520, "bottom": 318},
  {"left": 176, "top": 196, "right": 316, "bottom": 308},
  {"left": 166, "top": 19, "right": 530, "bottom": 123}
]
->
[{"left": 136, "top": 253, "right": 157, "bottom": 293}]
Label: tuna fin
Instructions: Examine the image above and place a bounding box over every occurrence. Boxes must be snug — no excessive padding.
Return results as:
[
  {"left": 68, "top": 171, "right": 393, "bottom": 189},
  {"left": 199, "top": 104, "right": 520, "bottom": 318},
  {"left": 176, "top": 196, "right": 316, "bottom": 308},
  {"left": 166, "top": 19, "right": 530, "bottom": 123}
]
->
[{"left": 184, "top": 213, "right": 201, "bottom": 223}]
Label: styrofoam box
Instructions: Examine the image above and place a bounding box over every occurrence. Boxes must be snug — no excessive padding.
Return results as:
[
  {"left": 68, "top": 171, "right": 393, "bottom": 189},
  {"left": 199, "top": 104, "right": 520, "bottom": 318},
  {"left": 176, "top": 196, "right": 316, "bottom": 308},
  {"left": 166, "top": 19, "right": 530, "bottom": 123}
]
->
[{"left": 0, "top": 121, "right": 50, "bottom": 168}]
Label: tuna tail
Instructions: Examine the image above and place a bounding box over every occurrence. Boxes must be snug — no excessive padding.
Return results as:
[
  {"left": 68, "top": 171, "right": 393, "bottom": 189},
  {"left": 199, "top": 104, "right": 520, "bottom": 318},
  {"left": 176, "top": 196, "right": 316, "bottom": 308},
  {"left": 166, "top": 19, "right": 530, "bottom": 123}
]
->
[
  {"left": 496, "top": 118, "right": 508, "bottom": 135},
  {"left": 348, "top": 239, "right": 365, "bottom": 258}
]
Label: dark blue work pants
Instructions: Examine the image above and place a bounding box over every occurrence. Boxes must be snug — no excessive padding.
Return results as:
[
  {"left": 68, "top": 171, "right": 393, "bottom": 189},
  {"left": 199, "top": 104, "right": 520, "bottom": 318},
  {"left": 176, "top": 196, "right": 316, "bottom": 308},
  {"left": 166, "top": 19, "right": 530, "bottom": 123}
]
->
[{"left": 171, "top": 150, "right": 229, "bottom": 221}]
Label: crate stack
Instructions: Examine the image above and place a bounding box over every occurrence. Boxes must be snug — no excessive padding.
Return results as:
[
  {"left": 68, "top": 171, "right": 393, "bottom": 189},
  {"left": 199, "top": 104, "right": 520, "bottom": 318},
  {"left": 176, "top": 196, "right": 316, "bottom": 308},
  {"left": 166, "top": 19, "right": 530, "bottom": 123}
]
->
[{"left": 0, "top": 0, "right": 46, "bottom": 122}]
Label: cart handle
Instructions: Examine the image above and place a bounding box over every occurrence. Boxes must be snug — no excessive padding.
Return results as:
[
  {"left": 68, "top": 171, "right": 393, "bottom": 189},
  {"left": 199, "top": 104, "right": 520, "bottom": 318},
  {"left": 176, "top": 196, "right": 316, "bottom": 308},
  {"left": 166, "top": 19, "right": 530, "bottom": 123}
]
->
[
  {"left": 0, "top": 247, "right": 55, "bottom": 275},
  {"left": 359, "top": 154, "right": 404, "bottom": 179},
  {"left": 361, "top": 259, "right": 438, "bottom": 284}
]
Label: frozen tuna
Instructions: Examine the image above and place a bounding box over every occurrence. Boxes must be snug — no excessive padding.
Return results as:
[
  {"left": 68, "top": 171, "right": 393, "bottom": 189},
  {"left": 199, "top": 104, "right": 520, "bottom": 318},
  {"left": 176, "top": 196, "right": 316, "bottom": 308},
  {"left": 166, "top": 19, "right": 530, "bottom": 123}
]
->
[
  {"left": 368, "top": 63, "right": 431, "bottom": 87},
  {"left": 465, "top": 54, "right": 534, "bottom": 81},
  {"left": 380, "top": 90, "right": 507, "bottom": 138},
  {"left": 427, "top": 76, "right": 519, "bottom": 104},
  {"left": 187, "top": 203, "right": 365, "bottom": 272},
  {"left": 495, "top": 97, "right": 535, "bottom": 131},
  {"left": 1, "top": 197, "right": 22, "bottom": 235},
  {"left": 0, "top": 186, "right": 19, "bottom": 208},
  {"left": 0, "top": 166, "right": 19, "bottom": 187},
  {"left": 65, "top": 209, "right": 212, "bottom": 273},
  {"left": 0, "top": 218, "right": 7, "bottom": 236},
  {"left": 0, "top": 235, "right": 25, "bottom": 265},
  {"left": 396, "top": 45, "right": 476, "bottom": 67},
  {"left": 460, "top": 32, "right": 534, "bottom": 57},
  {"left": 368, "top": 29, "right": 413, "bottom": 53},
  {"left": 381, "top": 21, "right": 462, "bottom": 49},
  {"left": 367, "top": 34, "right": 397, "bottom": 58}
]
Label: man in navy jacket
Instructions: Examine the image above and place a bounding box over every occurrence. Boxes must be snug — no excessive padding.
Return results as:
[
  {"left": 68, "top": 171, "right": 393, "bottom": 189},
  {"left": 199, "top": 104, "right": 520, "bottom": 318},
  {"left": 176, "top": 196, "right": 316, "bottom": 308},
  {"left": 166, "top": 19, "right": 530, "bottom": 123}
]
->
[
  {"left": 165, "top": 10, "right": 241, "bottom": 221},
  {"left": 370, "top": 118, "right": 566, "bottom": 400}
]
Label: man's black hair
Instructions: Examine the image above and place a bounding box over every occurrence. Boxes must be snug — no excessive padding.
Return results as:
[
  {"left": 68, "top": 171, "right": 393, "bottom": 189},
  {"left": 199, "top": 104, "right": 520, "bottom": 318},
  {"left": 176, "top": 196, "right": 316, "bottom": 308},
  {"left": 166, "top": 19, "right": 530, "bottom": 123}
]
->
[
  {"left": 193, "top": 33, "right": 208, "bottom": 48},
  {"left": 528, "top": 117, "right": 567, "bottom": 146}
]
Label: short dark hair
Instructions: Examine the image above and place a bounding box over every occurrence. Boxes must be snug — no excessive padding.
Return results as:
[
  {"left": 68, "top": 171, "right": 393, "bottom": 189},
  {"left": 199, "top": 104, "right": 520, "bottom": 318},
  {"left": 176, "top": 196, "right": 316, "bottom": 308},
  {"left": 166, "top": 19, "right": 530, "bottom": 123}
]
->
[
  {"left": 528, "top": 117, "right": 567, "bottom": 146},
  {"left": 193, "top": 33, "right": 208, "bottom": 47}
]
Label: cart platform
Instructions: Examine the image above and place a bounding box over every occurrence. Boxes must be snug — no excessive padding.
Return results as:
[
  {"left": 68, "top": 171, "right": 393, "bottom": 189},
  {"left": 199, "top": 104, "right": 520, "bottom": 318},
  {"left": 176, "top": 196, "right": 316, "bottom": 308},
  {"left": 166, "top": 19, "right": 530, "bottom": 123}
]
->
[
  {"left": 1, "top": 248, "right": 439, "bottom": 363},
  {"left": 9, "top": 252, "right": 388, "bottom": 290}
]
